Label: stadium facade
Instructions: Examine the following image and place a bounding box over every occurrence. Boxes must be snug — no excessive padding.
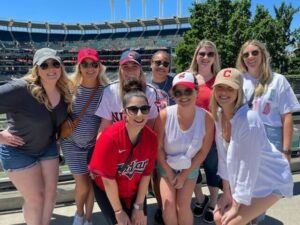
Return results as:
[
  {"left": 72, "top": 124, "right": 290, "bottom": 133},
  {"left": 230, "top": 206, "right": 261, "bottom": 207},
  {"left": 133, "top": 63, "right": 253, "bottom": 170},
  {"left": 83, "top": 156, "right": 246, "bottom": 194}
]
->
[{"left": 0, "top": 17, "right": 190, "bottom": 81}]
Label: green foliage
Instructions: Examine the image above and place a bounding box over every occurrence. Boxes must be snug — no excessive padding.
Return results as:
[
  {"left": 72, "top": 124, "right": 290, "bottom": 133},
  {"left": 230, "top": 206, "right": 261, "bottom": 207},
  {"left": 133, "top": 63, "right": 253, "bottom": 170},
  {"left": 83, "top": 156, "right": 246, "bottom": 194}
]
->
[{"left": 175, "top": 0, "right": 300, "bottom": 74}]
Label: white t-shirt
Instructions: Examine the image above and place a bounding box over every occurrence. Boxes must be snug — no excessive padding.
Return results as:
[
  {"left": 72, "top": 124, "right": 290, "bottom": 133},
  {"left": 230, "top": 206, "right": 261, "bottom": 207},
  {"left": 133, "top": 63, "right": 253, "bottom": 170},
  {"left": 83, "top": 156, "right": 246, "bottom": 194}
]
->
[
  {"left": 215, "top": 104, "right": 293, "bottom": 206},
  {"left": 95, "top": 81, "right": 159, "bottom": 122},
  {"left": 164, "top": 105, "right": 206, "bottom": 170},
  {"left": 243, "top": 72, "right": 300, "bottom": 127}
]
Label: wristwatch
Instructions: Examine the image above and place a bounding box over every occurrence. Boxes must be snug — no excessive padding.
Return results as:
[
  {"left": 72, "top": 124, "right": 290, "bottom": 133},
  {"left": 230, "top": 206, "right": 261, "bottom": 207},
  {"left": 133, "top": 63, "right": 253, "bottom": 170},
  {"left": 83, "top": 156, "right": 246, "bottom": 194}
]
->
[{"left": 133, "top": 203, "right": 144, "bottom": 210}]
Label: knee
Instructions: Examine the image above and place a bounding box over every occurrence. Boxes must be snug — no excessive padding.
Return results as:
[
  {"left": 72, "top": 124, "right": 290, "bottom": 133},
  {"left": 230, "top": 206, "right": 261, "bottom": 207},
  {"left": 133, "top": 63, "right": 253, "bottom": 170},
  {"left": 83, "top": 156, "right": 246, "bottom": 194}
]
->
[{"left": 24, "top": 191, "right": 45, "bottom": 207}]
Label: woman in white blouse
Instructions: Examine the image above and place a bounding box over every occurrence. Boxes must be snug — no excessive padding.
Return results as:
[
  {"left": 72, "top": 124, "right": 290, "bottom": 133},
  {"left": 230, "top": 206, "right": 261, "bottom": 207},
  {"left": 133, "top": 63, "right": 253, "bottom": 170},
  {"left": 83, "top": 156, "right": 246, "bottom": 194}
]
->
[{"left": 210, "top": 68, "right": 293, "bottom": 225}]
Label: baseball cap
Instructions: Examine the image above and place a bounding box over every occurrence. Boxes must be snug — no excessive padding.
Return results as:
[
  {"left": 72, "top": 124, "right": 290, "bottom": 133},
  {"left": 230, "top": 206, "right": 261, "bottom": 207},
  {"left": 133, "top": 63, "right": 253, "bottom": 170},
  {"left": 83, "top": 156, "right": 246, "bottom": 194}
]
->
[
  {"left": 213, "top": 68, "right": 243, "bottom": 89},
  {"left": 77, "top": 48, "right": 100, "bottom": 64},
  {"left": 33, "top": 48, "right": 61, "bottom": 66},
  {"left": 172, "top": 72, "right": 196, "bottom": 89},
  {"left": 119, "top": 50, "right": 141, "bottom": 65}
]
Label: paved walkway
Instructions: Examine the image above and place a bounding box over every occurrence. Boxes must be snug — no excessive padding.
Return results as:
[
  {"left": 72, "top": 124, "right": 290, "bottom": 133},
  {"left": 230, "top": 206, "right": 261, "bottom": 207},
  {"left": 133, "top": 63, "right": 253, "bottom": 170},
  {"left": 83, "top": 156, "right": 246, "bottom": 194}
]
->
[{"left": 0, "top": 172, "right": 300, "bottom": 225}]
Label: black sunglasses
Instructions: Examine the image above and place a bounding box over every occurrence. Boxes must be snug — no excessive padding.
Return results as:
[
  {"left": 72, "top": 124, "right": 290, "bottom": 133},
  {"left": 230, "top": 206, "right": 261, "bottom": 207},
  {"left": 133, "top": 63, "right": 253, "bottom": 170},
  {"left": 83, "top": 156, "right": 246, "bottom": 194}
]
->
[
  {"left": 242, "top": 50, "right": 260, "bottom": 59},
  {"left": 80, "top": 62, "right": 99, "bottom": 69},
  {"left": 39, "top": 61, "right": 61, "bottom": 70},
  {"left": 173, "top": 88, "right": 194, "bottom": 98},
  {"left": 153, "top": 60, "right": 170, "bottom": 67},
  {"left": 198, "top": 51, "right": 215, "bottom": 58},
  {"left": 126, "top": 105, "right": 151, "bottom": 115}
]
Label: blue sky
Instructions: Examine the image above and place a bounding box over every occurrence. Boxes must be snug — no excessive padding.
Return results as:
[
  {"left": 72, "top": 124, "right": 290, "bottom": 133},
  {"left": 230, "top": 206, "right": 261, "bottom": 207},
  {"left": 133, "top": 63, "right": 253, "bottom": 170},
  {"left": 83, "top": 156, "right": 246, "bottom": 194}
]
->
[{"left": 0, "top": 0, "right": 299, "bottom": 30}]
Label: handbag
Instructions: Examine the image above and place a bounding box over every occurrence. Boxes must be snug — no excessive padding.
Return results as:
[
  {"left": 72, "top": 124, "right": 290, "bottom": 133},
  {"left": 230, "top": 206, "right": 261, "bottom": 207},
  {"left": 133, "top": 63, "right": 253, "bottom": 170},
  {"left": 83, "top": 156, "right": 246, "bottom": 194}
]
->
[{"left": 58, "top": 88, "right": 98, "bottom": 140}]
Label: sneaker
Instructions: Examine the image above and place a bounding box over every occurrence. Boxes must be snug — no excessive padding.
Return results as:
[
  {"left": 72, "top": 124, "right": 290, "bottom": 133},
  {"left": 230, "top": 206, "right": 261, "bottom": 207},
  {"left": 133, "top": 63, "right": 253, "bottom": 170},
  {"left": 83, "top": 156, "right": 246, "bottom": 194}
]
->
[
  {"left": 193, "top": 195, "right": 209, "bottom": 217},
  {"left": 72, "top": 213, "right": 84, "bottom": 225},
  {"left": 83, "top": 221, "right": 93, "bottom": 225},
  {"left": 203, "top": 206, "right": 214, "bottom": 223},
  {"left": 154, "top": 208, "right": 164, "bottom": 225}
]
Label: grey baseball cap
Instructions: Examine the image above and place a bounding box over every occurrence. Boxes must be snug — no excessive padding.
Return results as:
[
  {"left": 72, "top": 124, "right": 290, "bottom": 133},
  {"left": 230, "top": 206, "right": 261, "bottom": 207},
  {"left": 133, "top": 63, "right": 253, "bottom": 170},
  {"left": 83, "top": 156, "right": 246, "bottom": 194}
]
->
[{"left": 33, "top": 48, "right": 61, "bottom": 66}]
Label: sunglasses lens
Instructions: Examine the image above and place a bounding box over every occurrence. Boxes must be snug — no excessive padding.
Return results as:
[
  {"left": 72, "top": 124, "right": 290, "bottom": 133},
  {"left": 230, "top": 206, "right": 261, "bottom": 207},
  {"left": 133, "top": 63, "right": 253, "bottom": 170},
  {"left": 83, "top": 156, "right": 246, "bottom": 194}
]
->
[
  {"left": 127, "top": 106, "right": 139, "bottom": 115},
  {"left": 174, "top": 89, "right": 193, "bottom": 98},
  {"left": 140, "top": 105, "right": 151, "bottom": 114},
  {"left": 252, "top": 50, "right": 259, "bottom": 56},
  {"left": 53, "top": 61, "right": 61, "bottom": 68},
  {"left": 40, "top": 63, "right": 48, "bottom": 70},
  {"left": 184, "top": 89, "right": 193, "bottom": 96},
  {"left": 242, "top": 52, "right": 250, "bottom": 59},
  {"left": 207, "top": 52, "right": 215, "bottom": 57},
  {"left": 198, "top": 52, "right": 205, "bottom": 57}
]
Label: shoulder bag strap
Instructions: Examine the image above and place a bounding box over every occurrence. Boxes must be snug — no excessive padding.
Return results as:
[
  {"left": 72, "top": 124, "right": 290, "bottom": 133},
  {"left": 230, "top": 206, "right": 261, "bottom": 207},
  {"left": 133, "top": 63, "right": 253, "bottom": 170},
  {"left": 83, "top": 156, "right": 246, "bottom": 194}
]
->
[{"left": 72, "top": 87, "right": 98, "bottom": 127}]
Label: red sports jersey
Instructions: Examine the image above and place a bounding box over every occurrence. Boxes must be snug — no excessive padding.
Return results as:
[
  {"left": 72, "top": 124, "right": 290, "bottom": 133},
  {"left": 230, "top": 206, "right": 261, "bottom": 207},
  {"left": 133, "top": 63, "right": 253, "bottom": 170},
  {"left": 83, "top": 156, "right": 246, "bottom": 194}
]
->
[
  {"left": 89, "top": 120, "right": 158, "bottom": 208},
  {"left": 195, "top": 76, "right": 215, "bottom": 111}
]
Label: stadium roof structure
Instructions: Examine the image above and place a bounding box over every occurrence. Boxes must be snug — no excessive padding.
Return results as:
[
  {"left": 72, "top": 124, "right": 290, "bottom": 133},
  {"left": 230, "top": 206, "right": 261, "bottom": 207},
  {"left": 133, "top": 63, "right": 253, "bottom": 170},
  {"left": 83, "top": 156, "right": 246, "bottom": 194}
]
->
[{"left": 0, "top": 16, "right": 190, "bottom": 33}]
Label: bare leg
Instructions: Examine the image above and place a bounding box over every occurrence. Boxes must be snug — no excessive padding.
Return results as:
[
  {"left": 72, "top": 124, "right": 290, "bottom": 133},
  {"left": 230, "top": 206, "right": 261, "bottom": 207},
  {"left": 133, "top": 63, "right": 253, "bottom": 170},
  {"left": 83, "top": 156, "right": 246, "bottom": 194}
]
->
[
  {"left": 40, "top": 158, "right": 59, "bottom": 225},
  {"left": 7, "top": 164, "right": 45, "bottom": 225},
  {"left": 177, "top": 178, "right": 197, "bottom": 225},
  {"left": 84, "top": 179, "right": 95, "bottom": 222},
  {"left": 160, "top": 177, "right": 178, "bottom": 225}
]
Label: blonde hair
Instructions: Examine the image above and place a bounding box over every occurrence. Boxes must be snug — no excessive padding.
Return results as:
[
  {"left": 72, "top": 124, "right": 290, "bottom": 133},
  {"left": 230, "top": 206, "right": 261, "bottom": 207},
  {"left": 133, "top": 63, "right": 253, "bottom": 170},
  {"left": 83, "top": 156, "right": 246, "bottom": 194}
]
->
[
  {"left": 236, "top": 40, "right": 272, "bottom": 97},
  {"left": 118, "top": 65, "right": 147, "bottom": 100},
  {"left": 21, "top": 65, "right": 73, "bottom": 112},
  {"left": 210, "top": 86, "right": 244, "bottom": 121},
  {"left": 189, "top": 40, "right": 221, "bottom": 75},
  {"left": 70, "top": 63, "right": 109, "bottom": 93}
]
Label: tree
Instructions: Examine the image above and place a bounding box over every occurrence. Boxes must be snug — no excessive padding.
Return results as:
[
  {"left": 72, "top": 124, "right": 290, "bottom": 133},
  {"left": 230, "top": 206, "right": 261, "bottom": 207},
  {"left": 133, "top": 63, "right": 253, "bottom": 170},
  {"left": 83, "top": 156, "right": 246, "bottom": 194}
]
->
[{"left": 175, "top": 0, "right": 300, "bottom": 74}]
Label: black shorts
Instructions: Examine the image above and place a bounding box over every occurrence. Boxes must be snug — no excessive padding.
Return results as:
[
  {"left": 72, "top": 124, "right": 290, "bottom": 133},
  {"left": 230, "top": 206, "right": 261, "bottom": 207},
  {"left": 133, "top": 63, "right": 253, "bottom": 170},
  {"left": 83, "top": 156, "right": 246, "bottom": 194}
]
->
[{"left": 93, "top": 184, "right": 147, "bottom": 225}]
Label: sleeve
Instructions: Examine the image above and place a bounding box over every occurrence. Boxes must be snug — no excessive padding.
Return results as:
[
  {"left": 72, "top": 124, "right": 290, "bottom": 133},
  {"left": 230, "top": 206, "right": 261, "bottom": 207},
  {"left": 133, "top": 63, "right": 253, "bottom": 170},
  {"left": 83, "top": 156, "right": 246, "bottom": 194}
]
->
[
  {"left": 277, "top": 76, "right": 300, "bottom": 114},
  {"left": 231, "top": 113, "right": 263, "bottom": 205},
  {"left": 0, "top": 80, "right": 23, "bottom": 113},
  {"left": 94, "top": 87, "right": 113, "bottom": 120},
  {"left": 146, "top": 86, "right": 160, "bottom": 119},
  {"left": 215, "top": 121, "right": 229, "bottom": 181},
  {"left": 89, "top": 130, "right": 118, "bottom": 178},
  {"left": 142, "top": 132, "right": 158, "bottom": 176}
]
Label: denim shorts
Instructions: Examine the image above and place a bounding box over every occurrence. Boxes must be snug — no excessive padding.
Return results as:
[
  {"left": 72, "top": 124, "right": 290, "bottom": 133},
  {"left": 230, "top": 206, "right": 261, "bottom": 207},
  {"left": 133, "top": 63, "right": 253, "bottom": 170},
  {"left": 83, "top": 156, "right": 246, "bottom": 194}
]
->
[
  {"left": 264, "top": 124, "right": 283, "bottom": 151},
  {"left": 157, "top": 162, "right": 199, "bottom": 179},
  {"left": 0, "top": 141, "right": 58, "bottom": 172}
]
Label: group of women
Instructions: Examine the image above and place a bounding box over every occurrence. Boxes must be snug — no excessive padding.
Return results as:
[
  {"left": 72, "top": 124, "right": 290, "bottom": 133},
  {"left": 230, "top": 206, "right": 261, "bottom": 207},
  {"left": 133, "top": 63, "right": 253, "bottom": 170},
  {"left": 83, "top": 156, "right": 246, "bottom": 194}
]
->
[{"left": 0, "top": 38, "right": 298, "bottom": 225}]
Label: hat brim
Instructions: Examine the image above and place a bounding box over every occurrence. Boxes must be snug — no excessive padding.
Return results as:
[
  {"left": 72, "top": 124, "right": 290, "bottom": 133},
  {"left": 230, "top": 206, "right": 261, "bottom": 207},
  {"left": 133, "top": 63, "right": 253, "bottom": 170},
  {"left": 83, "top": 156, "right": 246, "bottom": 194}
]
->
[
  {"left": 78, "top": 55, "right": 99, "bottom": 64},
  {"left": 173, "top": 82, "right": 195, "bottom": 89},
  {"left": 36, "top": 56, "right": 61, "bottom": 66},
  {"left": 213, "top": 81, "right": 240, "bottom": 89},
  {"left": 119, "top": 58, "right": 141, "bottom": 66}
]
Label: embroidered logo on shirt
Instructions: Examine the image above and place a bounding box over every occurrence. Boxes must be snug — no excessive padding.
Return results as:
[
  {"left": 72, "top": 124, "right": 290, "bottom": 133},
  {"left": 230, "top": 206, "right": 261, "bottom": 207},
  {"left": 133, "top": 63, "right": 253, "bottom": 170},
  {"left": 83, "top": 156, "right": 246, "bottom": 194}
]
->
[
  {"left": 118, "top": 159, "right": 149, "bottom": 179},
  {"left": 262, "top": 102, "right": 271, "bottom": 115},
  {"left": 118, "top": 149, "right": 126, "bottom": 154}
]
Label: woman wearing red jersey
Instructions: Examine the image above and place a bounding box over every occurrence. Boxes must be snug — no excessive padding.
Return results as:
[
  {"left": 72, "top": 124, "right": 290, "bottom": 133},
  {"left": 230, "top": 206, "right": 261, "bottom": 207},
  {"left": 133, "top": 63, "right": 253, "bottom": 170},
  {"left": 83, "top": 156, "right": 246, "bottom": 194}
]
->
[{"left": 89, "top": 78, "right": 158, "bottom": 225}]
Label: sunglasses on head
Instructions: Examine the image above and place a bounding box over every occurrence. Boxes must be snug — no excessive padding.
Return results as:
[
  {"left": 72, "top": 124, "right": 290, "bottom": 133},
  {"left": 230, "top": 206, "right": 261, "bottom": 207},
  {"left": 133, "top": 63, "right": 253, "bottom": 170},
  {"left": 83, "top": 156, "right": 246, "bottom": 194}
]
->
[
  {"left": 198, "top": 51, "right": 215, "bottom": 58},
  {"left": 173, "top": 88, "right": 194, "bottom": 98},
  {"left": 126, "top": 105, "right": 151, "bottom": 115},
  {"left": 153, "top": 60, "right": 170, "bottom": 67},
  {"left": 39, "top": 61, "right": 61, "bottom": 70},
  {"left": 80, "top": 61, "right": 99, "bottom": 69},
  {"left": 242, "top": 50, "right": 260, "bottom": 59}
]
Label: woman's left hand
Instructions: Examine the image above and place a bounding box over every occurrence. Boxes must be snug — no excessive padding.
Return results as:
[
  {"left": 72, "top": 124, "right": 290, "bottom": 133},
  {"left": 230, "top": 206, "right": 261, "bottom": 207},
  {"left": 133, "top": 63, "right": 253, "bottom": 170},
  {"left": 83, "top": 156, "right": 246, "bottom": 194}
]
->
[
  {"left": 220, "top": 203, "right": 239, "bottom": 225},
  {"left": 173, "top": 172, "right": 187, "bottom": 189},
  {"left": 131, "top": 209, "right": 146, "bottom": 225},
  {"left": 0, "top": 129, "right": 25, "bottom": 147}
]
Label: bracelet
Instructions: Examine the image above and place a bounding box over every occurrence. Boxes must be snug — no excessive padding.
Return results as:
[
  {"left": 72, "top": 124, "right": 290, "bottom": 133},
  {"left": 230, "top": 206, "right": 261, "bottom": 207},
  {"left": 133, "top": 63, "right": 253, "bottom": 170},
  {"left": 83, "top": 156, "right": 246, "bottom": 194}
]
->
[
  {"left": 114, "top": 209, "right": 123, "bottom": 214},
  {"left": 283, "top": 150, "right": 292, "bottom": 155},
  {"left": 133, "top": 203, "right": 144, "bottom": 210}
]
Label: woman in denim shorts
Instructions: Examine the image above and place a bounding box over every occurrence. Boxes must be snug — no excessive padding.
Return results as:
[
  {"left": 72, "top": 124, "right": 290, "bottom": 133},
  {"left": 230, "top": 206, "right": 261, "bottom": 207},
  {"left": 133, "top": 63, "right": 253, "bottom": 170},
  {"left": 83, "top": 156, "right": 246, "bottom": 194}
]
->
[{"left": 0, "top": 48, "right": 73, "bottom": 225}]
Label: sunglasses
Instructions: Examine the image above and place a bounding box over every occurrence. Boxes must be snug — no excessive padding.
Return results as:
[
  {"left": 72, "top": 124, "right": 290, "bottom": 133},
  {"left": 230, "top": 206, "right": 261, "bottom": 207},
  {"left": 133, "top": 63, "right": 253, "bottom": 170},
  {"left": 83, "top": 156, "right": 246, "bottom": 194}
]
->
[
  {"left": 173, "top": 88, "right": 194, "bottom": 98},
  {"left": 242, "top": 50, "right": 260, "bottom": 59},
  {"left": 39, "top": 61, "right": 61, "bottom": 70},
  {"left": 80, "top": 62, "right": 99, "bottom": 69},
  {"left": 153, "top": 60, "right": 170, "bottom": 67},
  {"left": 198, "top": 51, "right": 215, "bottom": 58},
  {"left": 126, "top": 105, "right": 151, "bottom": 115}
]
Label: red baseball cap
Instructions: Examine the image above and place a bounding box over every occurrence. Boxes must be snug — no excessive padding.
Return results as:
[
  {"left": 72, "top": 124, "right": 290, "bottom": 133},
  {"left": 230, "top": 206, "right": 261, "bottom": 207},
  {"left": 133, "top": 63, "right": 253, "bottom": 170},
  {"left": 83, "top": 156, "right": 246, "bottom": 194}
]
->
[{"left": 77, "top": 48, "right": 100, "bottom": 64}]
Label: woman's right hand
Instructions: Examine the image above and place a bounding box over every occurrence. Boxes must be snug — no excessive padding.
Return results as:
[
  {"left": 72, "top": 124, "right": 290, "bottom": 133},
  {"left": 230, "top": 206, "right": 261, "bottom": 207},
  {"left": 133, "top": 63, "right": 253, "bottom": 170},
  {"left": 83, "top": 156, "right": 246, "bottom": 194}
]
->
[
  {"left": 214, "top": 192, "right": 232, "bottom": 216},
  {"left": 0, "top": 129, "right": 24, "bottom": 147},
  {"left": 115, "top": 210, "right": 132, "bottom": 225}
]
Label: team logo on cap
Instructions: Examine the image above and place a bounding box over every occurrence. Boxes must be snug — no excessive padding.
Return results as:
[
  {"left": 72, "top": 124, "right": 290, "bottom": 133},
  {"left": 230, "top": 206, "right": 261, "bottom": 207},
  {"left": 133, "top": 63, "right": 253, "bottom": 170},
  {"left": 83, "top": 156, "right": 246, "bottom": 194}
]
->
[
  {"left": 223, "top": 69, "right": 232, "bottom": 77},
  {"left": 178, "top": 73, "right": 185, "bottom": 79}
]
